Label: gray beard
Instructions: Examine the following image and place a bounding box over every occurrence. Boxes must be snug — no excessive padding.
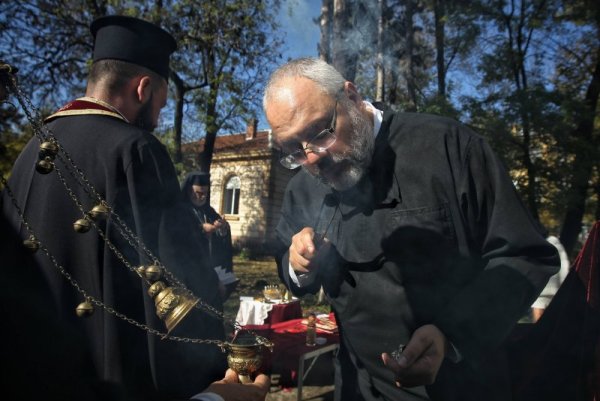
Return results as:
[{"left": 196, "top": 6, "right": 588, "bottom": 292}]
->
[{"left": 307, "top": 101, "right": 374, "bottom": 191}]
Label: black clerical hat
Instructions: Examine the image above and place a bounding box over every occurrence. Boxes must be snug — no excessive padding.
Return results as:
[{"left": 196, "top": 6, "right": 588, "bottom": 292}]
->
[
  {"left": 190, "top": 172, "right": 211, "bottom": 186},
  {"left": 90, "top": 15, "right": 177, "bottom": 80}
]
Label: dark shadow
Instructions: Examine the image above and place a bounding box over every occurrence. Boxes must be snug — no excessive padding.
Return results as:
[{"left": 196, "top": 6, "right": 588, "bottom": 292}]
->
[{"left": 381, "top": 226, "right": 481, "bottom": 325}]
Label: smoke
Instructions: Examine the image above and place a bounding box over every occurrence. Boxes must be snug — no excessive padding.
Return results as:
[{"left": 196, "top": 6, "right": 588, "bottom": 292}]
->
[{"left": 278, "top": 0, "right": 321, "bottom": 59}]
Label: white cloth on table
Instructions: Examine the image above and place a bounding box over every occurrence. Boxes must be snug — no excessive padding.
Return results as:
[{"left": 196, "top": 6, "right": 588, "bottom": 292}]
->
[{"left": 235, "top": 298, "right": 274, "bottom": 326}]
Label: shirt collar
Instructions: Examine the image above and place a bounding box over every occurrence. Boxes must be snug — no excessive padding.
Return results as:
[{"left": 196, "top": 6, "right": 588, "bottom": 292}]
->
[{"left": 363, "top": 100, "right": 383, "bottom": 138}]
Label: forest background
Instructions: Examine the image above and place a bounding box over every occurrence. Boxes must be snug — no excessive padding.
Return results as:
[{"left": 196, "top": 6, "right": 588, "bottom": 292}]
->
[{"left": 0, "top": 0, "right": 598, "bottom": 258}]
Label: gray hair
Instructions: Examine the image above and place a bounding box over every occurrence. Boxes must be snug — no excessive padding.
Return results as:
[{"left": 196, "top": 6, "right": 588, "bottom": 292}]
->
[{"left": 263, "top": 57, "right": 346, "bottom": 109}]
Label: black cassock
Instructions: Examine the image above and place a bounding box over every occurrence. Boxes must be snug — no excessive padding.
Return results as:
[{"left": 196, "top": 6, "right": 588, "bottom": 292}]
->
[
  {"left": 276, "top": 111, "right": 560, "bottom": 401},
  {"left": 180, "top": 174, "right": 234, "bottom": 274},
  {"left": 1, "top": 104, "right": 226, "bottom": 400}
]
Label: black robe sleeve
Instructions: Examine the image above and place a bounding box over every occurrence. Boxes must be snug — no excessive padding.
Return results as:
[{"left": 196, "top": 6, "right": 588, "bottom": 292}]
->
[
  {"left": 433, "top": 136, "right": 559, "bottom": 361},
  {"left": 123, "top": 140, "right": 226, "bottom": 395}
]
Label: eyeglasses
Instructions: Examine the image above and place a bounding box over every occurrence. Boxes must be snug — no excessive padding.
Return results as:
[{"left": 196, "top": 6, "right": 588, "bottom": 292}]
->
[{"left": 279, "top": 100, "right": 338, "bottom": 169}]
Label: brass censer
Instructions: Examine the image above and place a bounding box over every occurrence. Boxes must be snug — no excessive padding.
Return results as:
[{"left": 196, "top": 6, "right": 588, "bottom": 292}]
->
[{"left": 222, "top": 332, "right": 273, "bottom": 383}]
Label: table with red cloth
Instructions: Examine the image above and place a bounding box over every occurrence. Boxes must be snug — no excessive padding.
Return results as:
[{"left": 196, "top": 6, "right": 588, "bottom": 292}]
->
[
  {"left": 243, "top": 315, "right": 340, "bottom": 401},
  {"left": 236, "top": 298, "right": 303, "bottom": 330}
]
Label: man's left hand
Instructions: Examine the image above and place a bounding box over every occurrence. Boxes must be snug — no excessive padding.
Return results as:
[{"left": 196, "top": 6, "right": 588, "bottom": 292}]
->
[{"left": 381, "top": 324, "right": 447, "bottom": 388}]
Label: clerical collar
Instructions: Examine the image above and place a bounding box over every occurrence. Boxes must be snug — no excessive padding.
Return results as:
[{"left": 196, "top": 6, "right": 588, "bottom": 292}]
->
[
  {"left": 363, "top": 100, "right": 383, "bottom": 139},
  {"left": 44, "top": 97, "right": 129, "bottom": 123}
]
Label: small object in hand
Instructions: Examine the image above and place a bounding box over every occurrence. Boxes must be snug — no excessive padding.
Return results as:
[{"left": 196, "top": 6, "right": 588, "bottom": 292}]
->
[
  {"left": 390, "top": 344, "right": 405, "bottom": 363},
  {"left": 313, "top": 232, "right": 326, "bottom": 249},
  {"left": 215, "top": 219, "right": 228, "bottom": 236}
]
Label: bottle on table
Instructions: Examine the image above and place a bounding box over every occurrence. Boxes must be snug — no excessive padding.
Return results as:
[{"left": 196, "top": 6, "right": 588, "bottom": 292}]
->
[{"left": 306, "top": 312, "right": 317, "bottom": 347}]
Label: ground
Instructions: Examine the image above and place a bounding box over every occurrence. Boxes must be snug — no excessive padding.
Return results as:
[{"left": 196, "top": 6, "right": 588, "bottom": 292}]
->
[{"left": 225, "top": 256, "right": 336, "bottom": 400}]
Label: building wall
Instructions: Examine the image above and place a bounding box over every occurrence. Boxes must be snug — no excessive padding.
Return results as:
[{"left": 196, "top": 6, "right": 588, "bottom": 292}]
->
[
  {"left": 185, "top": 133, "right": 298, "bottom": 254},
  {"left": 265, "top": 155, "right": 298, "bottom": 249},
  {"left": 209, "top": 151, "right": 273, "bottom": 252}
]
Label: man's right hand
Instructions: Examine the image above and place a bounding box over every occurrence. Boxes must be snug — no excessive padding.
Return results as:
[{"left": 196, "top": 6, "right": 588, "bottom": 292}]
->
[
  {"left": 202, "top": 369, "right": 270, "bottom": 401},
  {"left": 289, "top": 227, "right": 331, "bottom": 274}
]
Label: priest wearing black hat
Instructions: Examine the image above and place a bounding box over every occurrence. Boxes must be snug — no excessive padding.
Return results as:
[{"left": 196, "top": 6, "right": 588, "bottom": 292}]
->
[
  {"left": 181, "top": 172, "right": 238, "bottom": 300},
  {"left": 1, "top": 16, "right": 268, "bottom": 401}
]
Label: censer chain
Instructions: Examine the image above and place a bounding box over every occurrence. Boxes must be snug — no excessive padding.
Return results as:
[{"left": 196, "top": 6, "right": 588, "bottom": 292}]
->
[{"left": 1, "top": 66, "right": 254, "bottom": 339}]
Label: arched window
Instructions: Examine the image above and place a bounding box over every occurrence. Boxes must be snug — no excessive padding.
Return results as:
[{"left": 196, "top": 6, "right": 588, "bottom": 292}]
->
[{"left": 223, "top": 176, "right": 240, "bottom": 215}]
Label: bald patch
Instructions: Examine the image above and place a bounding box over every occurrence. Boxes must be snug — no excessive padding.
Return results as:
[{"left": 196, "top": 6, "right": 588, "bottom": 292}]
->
[
  {"left": 267, "top": 84, "right": 297, "bottom": 106},
  {"left": 265, "top": 76, "right": 341, "bottom": 156}
]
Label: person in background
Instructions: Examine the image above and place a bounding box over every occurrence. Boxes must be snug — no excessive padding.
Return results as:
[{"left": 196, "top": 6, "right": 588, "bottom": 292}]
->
[
  {"left": 1, "top": 15, "right": 266, "bottom": 401},
  {"left": 182, "top": 171, "right": 238, "bottom": 300},
  {"left": 531, "top": 235, "right": 571, "bottom": 322},
  {"left": 264, "top": 57, "right": 559, "bottom": 401}
]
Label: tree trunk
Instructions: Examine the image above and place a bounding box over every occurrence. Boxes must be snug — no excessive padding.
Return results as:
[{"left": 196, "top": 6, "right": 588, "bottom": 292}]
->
[
  {"left": 560, "top": 45, "right": 600, "bottom": 255},
  {"left": 388, "top": 67, "right": 398, "bottom": 105},
  {"left": 319, "top": 0, "right": 332, "bottom": 62},
  {"left": 171, "top": 72, "right": 185, "bottom": 164},
  {"left": 332, "top": 0, "right": 357, "bottom": 82},
  {"left": 200, "top": 96, "right": 218, "bottom": 173},
  {"left": 502, "top": 3, "right": 539, "bottom": 221},
  {"left": 405, "top": 0, "right": 417, "bottom": 111},
  {"left": 198, "top": 51, "right": 218, "bottom": 173},
  {"left": 595, "top": 170, "right": 600, "bottom": 222},
  {"left": 433, "top": 0, "right": 446, "bottom": 97},
  {"left": 375, "top": 0, "right": 385, "bottom": 102}
]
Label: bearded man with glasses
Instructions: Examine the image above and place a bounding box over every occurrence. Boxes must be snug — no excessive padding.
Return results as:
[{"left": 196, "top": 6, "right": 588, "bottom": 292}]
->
[{"left": 263, "top": 57, "right": 559, "bottom": 401}]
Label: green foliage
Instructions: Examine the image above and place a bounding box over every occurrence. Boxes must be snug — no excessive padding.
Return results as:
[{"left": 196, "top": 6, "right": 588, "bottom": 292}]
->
[
  {"left": 237, "top": 247, "right": 252, "bottom": 261},
  {"left": 1, "top": 0, "right": 284, "bottom": 173},
  {"left": 345, "top": 0, "right": 599, "bottom": 239},
  {"left": 0, "top": 99, "right": 31, "bottom": 179},
  {"left": 0, "top": 129, "right": 33, "bottom": 180},
  {"left": 421, "top": 94, "right": 461, "bottom": 120},
  {"left": 164, "top": 0, "right": 284, "bottom": 170}
]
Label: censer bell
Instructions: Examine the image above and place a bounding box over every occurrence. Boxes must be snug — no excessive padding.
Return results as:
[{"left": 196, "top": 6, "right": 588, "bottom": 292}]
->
[
  {"left": 144, "top": 264, "right": 163, "bottom": 282},
  {"left": 148, "top": 282, "right": 199, "bottom": 334},
  {"left": 76, "top": 299, "right": 94, "bottom": 317},
  {"left": 88, "top": 203, "right": 109, "bottom": 221},
  {"left": 35, "top": 157, "right": 54, "bottom": 174},
  {"left": 39, "top": 140, "right": 59, "bottom": 159},
  {"left": 223, "top": 332, "right": 273, "bottom": 384},
  {"left": 22, "top": 235, "right": 40, "bottom": 253},
  {"left": 73, "top": 217, "right": 91, "bottom": 233}
]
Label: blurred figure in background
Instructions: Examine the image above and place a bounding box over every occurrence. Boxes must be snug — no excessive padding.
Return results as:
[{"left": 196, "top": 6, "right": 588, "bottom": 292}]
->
[{"left": 182, "top": 171, "right": 238, "bottom": 300}]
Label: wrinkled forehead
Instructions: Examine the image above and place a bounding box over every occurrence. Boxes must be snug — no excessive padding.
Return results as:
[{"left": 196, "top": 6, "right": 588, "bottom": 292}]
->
[{"left": 265, "top": 77, "right": 334, "bottom": 148}]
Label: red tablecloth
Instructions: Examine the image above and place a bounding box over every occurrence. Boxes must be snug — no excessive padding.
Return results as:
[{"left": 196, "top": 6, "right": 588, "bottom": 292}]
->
[{"left": 245, "top": 315, "right": 340, "bottom": 386}]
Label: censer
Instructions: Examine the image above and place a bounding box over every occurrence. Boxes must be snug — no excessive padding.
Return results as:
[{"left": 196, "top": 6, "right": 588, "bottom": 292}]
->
[
  {"left": 222, "top": 332, "right": 273, "bottom": 383},
  {"left": 0, "top": 61, "right": 273, "bottom": 380}
]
